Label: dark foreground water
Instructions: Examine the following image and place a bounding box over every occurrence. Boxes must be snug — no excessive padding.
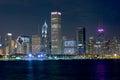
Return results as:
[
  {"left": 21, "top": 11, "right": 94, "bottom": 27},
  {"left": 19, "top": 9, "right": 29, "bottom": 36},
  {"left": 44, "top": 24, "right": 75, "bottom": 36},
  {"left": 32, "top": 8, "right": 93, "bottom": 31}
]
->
[{"left": 0, "top": 59, "right": 120, "bottom": 80}]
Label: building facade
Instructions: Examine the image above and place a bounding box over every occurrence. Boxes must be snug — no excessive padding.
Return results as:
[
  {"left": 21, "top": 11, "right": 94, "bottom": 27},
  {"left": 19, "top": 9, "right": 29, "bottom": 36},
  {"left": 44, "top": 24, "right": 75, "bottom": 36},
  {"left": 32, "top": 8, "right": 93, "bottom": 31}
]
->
[
  {"left": 63, "top": 40, "right": 76, "bottom": 55},
  {"left": 4, "top": 33, "right": 12, "bottom": 55},
  {"left": 76, "top": 27, "right": 86, "bottom": 54},
  {"left": 16, "top": 36, "right": 31, "bottom": 54},
  {"left": 32, "top": 35, "right": 41, "bottom": 54},
  {"left": 51, "top": 12, "right": 62, "bottom": 54}
]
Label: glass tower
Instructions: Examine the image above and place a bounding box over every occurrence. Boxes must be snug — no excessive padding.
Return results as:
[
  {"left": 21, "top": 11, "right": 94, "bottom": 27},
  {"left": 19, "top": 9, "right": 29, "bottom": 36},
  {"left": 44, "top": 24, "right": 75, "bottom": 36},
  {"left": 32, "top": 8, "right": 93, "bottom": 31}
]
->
[
  {"left": 76, "top": 27, "right": 86, "bottom": 54},
  {"left": 51, "top": 12, "right": 61, "bottom": 54}
]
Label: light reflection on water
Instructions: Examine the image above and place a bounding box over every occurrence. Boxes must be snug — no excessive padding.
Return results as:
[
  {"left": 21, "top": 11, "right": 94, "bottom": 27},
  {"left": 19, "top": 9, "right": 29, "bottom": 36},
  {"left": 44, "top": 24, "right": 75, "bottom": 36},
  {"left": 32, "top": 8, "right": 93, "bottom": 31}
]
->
[
  {"left": 95, "top": 62, "right": 107, "bottom": 80},
  {"left": 1, "top": 60, "right": 120, "bottom": 80},
  {"left": 27, "top": 61, "right": 33, "bottom": 80}
]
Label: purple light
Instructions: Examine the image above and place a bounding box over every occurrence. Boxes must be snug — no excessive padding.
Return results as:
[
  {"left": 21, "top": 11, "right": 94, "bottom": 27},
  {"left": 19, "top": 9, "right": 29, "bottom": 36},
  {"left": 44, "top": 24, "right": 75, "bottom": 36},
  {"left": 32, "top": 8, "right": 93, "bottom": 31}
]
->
[{"left": 98, "top": 28, "right": 104, "bottom": 33}]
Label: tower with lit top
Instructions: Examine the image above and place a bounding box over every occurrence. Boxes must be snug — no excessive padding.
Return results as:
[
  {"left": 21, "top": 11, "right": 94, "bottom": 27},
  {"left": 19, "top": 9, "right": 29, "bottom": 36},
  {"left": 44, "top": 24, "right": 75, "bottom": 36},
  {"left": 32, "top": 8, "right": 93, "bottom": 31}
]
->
[
  {"left": 96, "top": 27, "right": 105, "bottom": 54},
  {"left": 97, "top": 27, "right": 104, "bottom": 43},
  {"left": 4, "top": 33, "right": 12, "bottom": 56},
  {"left": 41, "top": 21, "right": 48, "bottom": 53},
  {"left": 51, "top": 12, "right": 61, "bottom": 54}
]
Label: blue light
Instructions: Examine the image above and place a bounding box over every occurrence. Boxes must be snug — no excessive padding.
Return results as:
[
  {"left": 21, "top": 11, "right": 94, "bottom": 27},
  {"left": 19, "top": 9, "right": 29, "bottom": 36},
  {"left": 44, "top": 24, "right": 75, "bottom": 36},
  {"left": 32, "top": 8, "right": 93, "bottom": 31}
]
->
[
  {"left": 28, "top": 54, "right": 32, "bottom": 57},
  {"left": 40, "top": 54, "right": 43, "bottom": 57},
  {"left": 38, "top": 55, "right": 41, "bottom": 58},
  {"left": 37, "top": 54, "right": 44, "bottom": 58}
]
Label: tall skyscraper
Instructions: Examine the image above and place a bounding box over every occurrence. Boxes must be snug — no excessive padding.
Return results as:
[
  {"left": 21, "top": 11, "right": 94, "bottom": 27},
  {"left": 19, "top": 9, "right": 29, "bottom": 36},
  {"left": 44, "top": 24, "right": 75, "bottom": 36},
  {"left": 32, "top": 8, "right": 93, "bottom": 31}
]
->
[
  {"left": 51, "top": 12, "right": 61, "bottom": 54},
  {"left": 96, "top": 27, "right": 105, "bottom": 54},
  {"left": 41, "top": 21, "right": 48, "bottom": 53},
  {"left": 4, "top": 33, "right": 12, "bottom": 55},
  {"left": 76, "top": 27, "right": 86, "bottom": 54}
]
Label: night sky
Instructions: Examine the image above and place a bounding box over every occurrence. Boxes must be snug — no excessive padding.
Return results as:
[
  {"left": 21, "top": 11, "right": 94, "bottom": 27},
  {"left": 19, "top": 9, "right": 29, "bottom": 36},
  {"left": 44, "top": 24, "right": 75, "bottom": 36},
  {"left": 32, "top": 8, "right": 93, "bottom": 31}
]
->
[{"left": 0, "top": 0, "right": 120, "bottom": 40}]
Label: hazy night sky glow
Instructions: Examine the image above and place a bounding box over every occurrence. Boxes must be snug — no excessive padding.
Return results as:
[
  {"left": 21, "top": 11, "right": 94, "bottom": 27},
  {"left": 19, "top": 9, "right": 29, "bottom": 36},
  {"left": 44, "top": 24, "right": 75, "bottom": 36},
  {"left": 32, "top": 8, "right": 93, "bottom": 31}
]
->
[{"left": 0, "top": 0, "right": 119, "bottom": 39}]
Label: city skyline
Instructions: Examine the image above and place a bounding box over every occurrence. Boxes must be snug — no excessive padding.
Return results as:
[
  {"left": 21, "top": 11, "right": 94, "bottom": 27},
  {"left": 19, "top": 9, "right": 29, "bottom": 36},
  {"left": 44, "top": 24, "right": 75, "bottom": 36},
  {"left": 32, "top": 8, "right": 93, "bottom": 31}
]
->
[{"left": 0, "top": 0, "right": 119, "bottom": 39}]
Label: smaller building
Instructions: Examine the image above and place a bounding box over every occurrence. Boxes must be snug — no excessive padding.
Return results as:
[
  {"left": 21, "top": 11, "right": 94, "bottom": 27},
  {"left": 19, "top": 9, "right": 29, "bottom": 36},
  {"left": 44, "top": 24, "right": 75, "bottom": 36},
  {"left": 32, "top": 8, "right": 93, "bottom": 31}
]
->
[
  {"left": 62, "top": 38, "right": 76, "bottom": 55},
  {"left": 76, "top": 27, "right": 86, "bottom": 54},
  {"left": 16, "top": 36, "right": 31, "bottom": 54},
  {"left": 88, "top": 37, "right": 95, "bottom": 54},
  {"left": 32, "top": 35, "right": 41, "bottom": 54},
  {"left": 4, "top": 33, "right": 12, "bottom": 55}
]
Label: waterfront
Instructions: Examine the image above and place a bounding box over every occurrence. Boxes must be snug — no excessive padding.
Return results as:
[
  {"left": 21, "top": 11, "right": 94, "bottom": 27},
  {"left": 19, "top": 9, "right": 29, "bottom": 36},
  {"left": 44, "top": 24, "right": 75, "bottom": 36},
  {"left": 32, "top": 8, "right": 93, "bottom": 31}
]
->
[{"left": 0, "top": 59, "right": 120, "bottom": 80}]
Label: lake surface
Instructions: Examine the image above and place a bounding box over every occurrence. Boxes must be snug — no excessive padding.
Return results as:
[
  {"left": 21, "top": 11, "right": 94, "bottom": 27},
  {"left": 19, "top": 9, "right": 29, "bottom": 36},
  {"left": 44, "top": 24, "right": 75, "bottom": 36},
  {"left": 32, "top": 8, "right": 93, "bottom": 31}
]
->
[{"left": 0, "top": 59, "right": 120, "bottom": 80}]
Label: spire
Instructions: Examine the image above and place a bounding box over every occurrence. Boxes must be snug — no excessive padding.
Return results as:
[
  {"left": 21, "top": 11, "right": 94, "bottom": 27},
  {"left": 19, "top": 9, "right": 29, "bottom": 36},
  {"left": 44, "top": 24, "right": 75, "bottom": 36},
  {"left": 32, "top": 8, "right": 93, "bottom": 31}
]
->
[
  {"left": 43, "top": 21, "right": 48, "bottom": 28},
  {"left": 42, "top": 21, "right": 48, "bottom": 38}
]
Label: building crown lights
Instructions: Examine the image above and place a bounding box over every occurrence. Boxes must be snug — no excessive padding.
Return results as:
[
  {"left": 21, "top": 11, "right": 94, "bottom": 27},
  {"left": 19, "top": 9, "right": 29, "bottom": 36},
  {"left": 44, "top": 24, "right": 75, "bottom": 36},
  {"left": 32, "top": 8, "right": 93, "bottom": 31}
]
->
[
  {"left": 51, "top": 12, "right": 61, "bottom": 15},
  {"left": 7, "top": 33, "right": 12, "bottom": 36}
]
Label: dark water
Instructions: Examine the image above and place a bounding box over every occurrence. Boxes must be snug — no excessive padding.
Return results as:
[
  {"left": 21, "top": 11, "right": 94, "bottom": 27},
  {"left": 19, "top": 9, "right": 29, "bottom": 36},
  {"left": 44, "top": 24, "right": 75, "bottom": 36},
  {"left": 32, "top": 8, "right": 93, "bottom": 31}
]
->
[{"left": 0, "top": 59, "right": 120, "bottom": 80}]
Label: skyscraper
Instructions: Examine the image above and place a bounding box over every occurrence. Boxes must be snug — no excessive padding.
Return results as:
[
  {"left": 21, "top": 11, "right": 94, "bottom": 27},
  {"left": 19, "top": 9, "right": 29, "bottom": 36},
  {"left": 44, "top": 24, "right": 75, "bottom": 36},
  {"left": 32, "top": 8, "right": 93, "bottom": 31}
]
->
[
  {"left": 41, "top": 21, "right": 48, "bottom": 53},
  {"left": 16, "top": 36, "right": 31, "bottom": 54},
  {"left": 51, "top": 12, "right": 61, "bottom": 54},
  {"left": 88, "top": 37, "right": 94, "bottom": 54},
  {"left": 96, "top": 27, "right": 105, "bottom": 54},
  {"left": 4, "top": 33, "right": 12, "bottom": 55},
  {"left": 76, "top": 27, "right": 86, "bottom": 54},
  {"left": 32, "top": 35, "right": 41, "bottom": 54},
  {"left": 16, "top": 36, "right": 24, "bottom": 54},
  {"left": 21, "top": 36, "right": 31, "bottom": 54}
]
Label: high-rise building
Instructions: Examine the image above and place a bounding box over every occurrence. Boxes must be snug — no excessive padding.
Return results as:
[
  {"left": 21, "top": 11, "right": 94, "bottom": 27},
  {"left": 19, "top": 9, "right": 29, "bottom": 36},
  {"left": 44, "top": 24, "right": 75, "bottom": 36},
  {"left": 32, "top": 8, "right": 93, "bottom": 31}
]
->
[
  {"left": 41, "top": 21, "right": 48, "bottom": 53},
  {"left": 32, "top": 35, "right": 41, "bottom": 54},
  {"left": 51, "top": 12, "right": 62, "bottom": 54},
  {"left": 10, "top": 40, "right": 16, "bottom": 55},
  {"left": 16, "top": 36, "right": 24, "bottom": 54},
  {"left": 16, "top": 36, "right": 31, "bottom": 54},
  {"left": 76, "top": 27, "right": 86, "bottom": 54},
  {"left": 88, "top": 37, "right": 94, "bottom": 54},
  {"left": 4, "top": 33, "right": 12, "bottom": 55},
  {"left": 95, "top": 27, "right": 105, "bottom": 54},
  {"left": 97, "top": 27, "right": 104, "bottom": 42},
  {"left": 21, "top": 36, "right": 31, "bottom": 54}
]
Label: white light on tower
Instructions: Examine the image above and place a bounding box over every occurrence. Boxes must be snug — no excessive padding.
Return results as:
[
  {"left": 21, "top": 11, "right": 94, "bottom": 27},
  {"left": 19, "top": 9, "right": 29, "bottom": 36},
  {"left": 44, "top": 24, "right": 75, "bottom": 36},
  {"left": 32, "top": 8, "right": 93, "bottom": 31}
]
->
[
  {"left": 51, "top": 12, "right": 61, "bottom": 15},
  {"left": 7, "top": 33, "right": 12, "bottom": 36}
]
